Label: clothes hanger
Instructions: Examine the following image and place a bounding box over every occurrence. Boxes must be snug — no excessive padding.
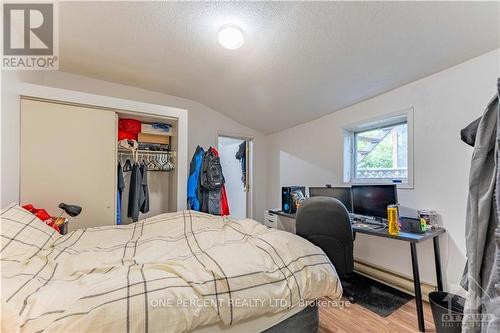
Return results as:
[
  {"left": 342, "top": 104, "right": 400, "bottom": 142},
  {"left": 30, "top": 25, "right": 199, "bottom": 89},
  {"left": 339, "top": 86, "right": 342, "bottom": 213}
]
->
[
  {"left": 166, "top": 152, "right": 175, "bottom": 171},
  {"left": 123, "top": 159, "right": 132, "bottom": 172},
  {"left": 141, "top": 156, "right": 149, "bottom": 170},
  {"left": 146, "top": 154, "right": 155, "bottom": 170},
  {"left": 152, "top": 154, "right": 160, "bottom": 170},
  {"left": 161, "top": 154, "right": 168, "bottom": 170}
]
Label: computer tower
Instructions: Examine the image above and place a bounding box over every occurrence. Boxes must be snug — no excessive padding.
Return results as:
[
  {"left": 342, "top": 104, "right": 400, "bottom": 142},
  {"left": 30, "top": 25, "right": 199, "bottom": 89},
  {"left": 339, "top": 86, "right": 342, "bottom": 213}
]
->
[{"left": 282, "top": 186, "right": 306, "bottom": 214}]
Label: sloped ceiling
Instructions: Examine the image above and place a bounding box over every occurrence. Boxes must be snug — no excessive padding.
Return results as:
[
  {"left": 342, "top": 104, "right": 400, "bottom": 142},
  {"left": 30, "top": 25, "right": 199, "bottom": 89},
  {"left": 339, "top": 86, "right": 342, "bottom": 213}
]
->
[{"left": 59, "top": 1, "right": 499, "bottom": 133}]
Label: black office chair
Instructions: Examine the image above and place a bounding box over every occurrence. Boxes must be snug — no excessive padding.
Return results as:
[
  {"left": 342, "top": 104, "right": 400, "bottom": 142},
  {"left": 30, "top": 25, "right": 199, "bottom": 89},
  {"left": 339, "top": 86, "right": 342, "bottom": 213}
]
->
[{"left": 296, "top": 197, "right": 356, "bottom": 303}]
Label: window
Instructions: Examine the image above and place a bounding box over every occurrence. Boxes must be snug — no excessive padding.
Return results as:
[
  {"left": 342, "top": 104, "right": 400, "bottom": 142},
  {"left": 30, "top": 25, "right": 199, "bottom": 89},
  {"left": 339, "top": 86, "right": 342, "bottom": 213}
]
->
[{"left": 343, "top": 109, "right": 414, "bottom": 187}]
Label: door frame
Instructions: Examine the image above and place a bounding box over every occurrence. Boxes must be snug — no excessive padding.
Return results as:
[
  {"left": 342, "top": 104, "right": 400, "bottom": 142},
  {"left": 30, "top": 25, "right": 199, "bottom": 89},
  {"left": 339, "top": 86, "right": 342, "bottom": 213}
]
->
[{"left": 216, "top": 131, "right": 254, "bottom": 219}]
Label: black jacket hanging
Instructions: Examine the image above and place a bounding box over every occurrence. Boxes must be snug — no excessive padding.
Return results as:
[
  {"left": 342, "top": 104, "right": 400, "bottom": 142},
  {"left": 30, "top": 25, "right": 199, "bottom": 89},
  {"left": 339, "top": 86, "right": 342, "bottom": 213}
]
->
[
  {"left": 117, "top": 162, "right": 125, "bottom": 225},
  {"left": 139, "top": 163, "right": 149, "bottom": 214},
  {"left": 127, "top": 162, "right": 142, "bottom": 222},
  {"left": 235, "top": 141, "right": 246, "bottom": 186}
]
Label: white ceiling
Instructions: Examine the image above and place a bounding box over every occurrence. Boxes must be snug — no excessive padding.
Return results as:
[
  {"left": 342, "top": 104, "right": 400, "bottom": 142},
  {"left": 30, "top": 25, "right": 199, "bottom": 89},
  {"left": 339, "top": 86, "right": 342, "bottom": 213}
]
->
[{"left": 59, "top": 2, "right": 499, "bottom": 134}]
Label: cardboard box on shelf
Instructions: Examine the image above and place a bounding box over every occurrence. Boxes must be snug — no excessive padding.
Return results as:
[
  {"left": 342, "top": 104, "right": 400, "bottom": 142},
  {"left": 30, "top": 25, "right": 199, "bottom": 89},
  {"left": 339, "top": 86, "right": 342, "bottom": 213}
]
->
[{"left": 138, "top": 133, "right": 170, "bottom": 145}]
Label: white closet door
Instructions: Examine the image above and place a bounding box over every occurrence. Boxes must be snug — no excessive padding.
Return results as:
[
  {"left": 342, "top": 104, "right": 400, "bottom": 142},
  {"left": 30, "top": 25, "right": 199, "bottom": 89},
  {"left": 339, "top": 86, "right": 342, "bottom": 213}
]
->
[{"left": 20, "top": 99, "right": 117, "bottom": 231}]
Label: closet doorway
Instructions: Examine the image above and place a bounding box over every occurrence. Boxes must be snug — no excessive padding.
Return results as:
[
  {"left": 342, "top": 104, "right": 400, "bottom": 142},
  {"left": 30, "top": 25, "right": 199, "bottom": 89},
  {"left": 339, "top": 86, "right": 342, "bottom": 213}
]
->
[{"left": 217, "top": 135, "right": 253, "bottom": 219}]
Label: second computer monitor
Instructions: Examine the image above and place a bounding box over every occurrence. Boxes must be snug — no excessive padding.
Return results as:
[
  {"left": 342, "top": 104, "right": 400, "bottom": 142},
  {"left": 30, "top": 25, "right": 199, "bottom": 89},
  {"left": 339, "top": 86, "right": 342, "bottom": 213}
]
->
[
  {"left": 351, "top": 185, "right": 398, "bottom": 219},
  {"left": 309, "top": 187, "right": 352, "bottom": 212}
]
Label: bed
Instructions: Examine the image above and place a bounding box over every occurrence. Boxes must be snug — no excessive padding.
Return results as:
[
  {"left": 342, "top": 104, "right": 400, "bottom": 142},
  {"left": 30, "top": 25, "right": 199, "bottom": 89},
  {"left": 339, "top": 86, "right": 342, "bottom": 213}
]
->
[{"left": 1, "top": 204, "right": 342, "bottom": 333}]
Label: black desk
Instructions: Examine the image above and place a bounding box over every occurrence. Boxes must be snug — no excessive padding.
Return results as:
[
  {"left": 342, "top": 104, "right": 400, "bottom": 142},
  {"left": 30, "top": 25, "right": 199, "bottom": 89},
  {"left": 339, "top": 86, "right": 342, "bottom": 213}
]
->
[
  {"left": 352, "top": 223, "right": 445, "bottom": 332},
  {"left": 269, "top": 210, "right": 445, "bottom": 332}
]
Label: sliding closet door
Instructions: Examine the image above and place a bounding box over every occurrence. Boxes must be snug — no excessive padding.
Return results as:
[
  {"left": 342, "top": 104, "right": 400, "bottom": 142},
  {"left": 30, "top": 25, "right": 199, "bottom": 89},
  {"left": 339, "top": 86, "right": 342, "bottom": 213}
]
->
[{"left": 20, "top": 98, "right": 117, "bottom": 231}]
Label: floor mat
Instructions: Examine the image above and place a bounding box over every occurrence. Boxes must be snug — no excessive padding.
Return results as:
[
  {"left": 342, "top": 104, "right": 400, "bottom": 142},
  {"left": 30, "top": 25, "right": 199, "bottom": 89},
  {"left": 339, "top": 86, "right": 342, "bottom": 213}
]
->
[{"left": 343, "top": 272, "right": 413, "bottom": 317}]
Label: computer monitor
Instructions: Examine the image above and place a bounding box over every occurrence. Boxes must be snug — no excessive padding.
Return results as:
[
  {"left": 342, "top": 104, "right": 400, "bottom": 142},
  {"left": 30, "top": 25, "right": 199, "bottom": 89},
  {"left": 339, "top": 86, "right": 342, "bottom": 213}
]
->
[
  {"left": 309, "top": 187, "right": 352, "bottom": 212},
  {"left": 351, "top": 185, "right": 398, "bottom": 219}
]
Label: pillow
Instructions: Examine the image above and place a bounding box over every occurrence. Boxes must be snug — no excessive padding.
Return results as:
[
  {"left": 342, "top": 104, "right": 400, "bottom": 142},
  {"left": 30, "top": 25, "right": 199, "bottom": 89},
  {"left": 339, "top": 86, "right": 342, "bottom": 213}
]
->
[{"left": 0, "top": 204, "right": 59, "bottom": 261}]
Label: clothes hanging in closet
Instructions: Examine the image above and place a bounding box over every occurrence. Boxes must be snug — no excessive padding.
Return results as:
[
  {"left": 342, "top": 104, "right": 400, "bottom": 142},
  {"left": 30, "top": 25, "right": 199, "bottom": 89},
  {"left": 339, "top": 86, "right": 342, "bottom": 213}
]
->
[
  {"left": 117, "top": 162, "right": 125, "bottom": 225},
  {"left": 127, "top": 162, "right": 142, "bottom": 222}
]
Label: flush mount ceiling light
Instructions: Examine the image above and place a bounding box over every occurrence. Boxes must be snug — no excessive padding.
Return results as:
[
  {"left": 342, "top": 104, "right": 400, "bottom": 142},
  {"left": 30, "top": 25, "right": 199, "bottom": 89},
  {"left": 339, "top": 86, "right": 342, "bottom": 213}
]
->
[{"left": 218, "top": 24, "right": 245, "bottom": 50}]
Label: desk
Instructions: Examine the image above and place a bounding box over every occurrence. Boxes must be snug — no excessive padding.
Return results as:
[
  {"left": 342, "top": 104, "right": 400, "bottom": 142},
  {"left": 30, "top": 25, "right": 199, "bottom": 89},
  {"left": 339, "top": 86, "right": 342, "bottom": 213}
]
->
[{"left": 268, "top": 210, "right": 445, "bottom": 332}]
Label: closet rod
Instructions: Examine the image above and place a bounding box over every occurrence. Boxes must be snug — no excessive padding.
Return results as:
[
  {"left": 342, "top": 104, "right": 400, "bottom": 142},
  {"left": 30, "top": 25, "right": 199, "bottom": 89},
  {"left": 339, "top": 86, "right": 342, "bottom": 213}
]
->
[{"left": 118, "top": 149, "right": 176, "bottom": 157}]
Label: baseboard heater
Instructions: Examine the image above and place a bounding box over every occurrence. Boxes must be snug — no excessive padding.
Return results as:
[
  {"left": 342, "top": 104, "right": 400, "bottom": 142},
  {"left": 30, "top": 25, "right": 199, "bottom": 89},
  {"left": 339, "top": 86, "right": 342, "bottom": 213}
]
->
[{"left": 354, "top": 258, "right": 436, "bottom": 302}]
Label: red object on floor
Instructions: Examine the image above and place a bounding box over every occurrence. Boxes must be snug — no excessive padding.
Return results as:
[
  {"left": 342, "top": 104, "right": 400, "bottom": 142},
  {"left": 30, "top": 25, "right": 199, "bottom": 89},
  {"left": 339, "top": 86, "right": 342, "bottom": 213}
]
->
[
  {"left": 210, "top": 147, "right": 230, "bottom": 216},
  {"left": 22, "top": 204, "right": 60, "bottom": 233}
]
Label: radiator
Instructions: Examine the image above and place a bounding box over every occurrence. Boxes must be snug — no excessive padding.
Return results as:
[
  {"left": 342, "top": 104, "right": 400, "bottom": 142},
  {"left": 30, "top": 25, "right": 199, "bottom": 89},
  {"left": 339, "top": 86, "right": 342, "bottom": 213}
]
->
[{"left": 354, "top": 258, "right": 437, "bottom": 302}]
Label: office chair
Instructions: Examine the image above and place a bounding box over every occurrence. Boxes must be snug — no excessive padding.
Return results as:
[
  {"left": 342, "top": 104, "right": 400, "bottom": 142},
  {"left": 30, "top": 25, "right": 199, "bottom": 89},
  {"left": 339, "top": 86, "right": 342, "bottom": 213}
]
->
[{"left": 295, "top": 197, "right": 356, "bottom": 303}]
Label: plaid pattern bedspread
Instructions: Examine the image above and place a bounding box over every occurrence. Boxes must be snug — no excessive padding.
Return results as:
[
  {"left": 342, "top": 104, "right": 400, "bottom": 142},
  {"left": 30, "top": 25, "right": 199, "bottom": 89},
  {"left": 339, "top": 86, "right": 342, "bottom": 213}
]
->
[{"left": 1, "top": 205, "right": 342, "bottom": 333}]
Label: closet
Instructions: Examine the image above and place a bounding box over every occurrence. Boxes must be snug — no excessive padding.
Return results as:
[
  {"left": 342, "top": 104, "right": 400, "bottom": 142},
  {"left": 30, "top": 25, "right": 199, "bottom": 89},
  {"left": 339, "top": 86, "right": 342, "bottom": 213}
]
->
[
  {"left": 115, "top": 111, "right": 179, "bottom": 225},
  {"left": 20, "top": 96, "right": 186, "bottom": 232}
]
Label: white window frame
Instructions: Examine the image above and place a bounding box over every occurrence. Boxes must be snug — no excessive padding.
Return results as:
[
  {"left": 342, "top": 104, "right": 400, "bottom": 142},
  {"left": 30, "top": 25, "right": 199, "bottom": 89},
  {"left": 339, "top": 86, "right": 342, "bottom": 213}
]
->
[{"left": 343, "top": 107, "right": 414, "bottom": 189}]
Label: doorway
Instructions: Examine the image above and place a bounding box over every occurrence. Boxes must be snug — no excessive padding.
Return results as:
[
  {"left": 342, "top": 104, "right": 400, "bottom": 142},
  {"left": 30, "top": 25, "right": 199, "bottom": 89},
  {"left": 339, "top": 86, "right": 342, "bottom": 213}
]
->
[{"left": 217, "top": 135, "right": 253, "bottom": 219}]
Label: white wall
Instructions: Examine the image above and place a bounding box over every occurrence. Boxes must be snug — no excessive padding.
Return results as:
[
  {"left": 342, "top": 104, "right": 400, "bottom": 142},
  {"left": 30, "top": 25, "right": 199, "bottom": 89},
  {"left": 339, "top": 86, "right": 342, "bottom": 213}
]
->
[
  {"left": 266, "top": 49, "right": 500, "bottom": 291},
  {"left": 1, "top": 70, "right": 267, "bottom": 221},
  {"left": 218, "top": 136, "right": 247, "bottom": 219}
]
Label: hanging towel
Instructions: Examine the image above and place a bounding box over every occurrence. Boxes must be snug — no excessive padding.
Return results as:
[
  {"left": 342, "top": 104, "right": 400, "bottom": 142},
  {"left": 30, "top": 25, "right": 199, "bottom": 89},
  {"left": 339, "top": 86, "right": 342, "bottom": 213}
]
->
[
  {"left": 127, "top": 162, "right": 142, "bottom": 222},
  {"left": 139, "top": 163, "right": 149, "bottom": 214},
  {"left": 117, "top": 162, "right": 125, "bottom": 225}
]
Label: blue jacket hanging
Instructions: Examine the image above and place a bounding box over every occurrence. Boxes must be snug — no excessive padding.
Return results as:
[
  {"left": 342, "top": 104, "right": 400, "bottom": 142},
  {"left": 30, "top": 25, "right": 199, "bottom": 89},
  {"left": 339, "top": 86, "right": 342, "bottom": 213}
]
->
[{"left": 187, "top": 146, "right": 204, "bottom": 210}]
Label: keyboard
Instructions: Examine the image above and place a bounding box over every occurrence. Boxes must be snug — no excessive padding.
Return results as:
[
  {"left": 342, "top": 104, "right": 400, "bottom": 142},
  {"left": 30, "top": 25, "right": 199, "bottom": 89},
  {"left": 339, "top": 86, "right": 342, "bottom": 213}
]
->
[{"left": 349, "top": 213, "right": 388, "bottom": 227}]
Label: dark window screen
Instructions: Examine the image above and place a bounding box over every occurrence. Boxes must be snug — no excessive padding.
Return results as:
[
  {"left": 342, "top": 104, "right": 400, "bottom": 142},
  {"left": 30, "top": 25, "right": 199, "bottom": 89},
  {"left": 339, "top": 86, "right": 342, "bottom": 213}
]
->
[
  {"left": 309, "top": 187, "right": 352, "bottom": 212},
  {"left": 352, "top": 185, "right": 398, "bottom": 218}
]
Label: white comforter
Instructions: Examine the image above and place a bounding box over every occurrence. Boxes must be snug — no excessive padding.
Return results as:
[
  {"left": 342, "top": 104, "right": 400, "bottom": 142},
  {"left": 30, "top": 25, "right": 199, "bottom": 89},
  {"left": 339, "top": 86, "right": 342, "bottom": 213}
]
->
[{"left": 1, "top": 207, "right": 342, "bottom": 333}]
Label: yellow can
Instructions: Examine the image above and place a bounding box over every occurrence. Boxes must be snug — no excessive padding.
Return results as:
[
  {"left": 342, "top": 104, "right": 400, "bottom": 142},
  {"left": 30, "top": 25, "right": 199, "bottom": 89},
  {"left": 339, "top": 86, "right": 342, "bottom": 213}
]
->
[{"left": 387, "top": 205, "right": 399, "bottom": 235}]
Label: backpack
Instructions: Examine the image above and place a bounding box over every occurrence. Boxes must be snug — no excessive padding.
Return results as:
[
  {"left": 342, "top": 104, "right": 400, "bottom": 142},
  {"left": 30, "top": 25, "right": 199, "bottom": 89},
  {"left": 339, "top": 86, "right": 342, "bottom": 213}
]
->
[{"left": 201, "top": 148, "right": 225, "bottom": 190}]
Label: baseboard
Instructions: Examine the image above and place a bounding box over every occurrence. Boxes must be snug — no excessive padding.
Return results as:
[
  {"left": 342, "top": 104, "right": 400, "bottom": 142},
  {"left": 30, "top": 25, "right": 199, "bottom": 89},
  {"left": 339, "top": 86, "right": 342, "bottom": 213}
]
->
[{"left": 354, "top": 258, "right": 436, "bottom": 302}]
